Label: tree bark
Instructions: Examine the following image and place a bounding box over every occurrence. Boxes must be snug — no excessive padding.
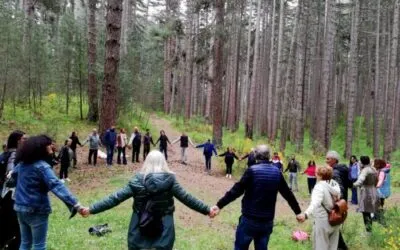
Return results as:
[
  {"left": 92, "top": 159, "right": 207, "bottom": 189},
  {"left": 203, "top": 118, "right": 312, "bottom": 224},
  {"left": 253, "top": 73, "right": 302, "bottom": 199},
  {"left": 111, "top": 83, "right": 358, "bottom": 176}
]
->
[
  {"left": 212, "top": 0, "right": 225, "bottom": 146},
  {"left": 373, "top": 0, "right": 381, "bottom": 157},
  {"left": 345, "top": 0, "right": 360, "bottom": 158},
  {"left": 383, "top": 0, "right": 399, "bottom": 160},
  {"left": 99, "top": 0, "right": 123, "bottom": 134},
  {"left": 87, "top": 0, "right": 99, "bottom": 122}
]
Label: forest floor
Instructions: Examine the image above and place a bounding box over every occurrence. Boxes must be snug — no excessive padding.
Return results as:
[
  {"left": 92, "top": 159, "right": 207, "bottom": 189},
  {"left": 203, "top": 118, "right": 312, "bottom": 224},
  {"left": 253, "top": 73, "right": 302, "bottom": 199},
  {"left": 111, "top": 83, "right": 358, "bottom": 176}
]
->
[{"left": 45, "top": 115, "right": 399, "bottom": 250}]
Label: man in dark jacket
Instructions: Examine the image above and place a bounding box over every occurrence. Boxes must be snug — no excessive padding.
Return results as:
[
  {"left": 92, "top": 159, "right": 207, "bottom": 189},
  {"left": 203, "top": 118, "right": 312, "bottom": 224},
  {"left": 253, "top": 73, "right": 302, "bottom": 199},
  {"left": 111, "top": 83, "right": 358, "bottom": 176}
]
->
[
  {"left": 104, "top": 126, "right": 117, "bottom": 167},
  {"left": 196, "top": 139, "right": 217, "bottom": 174},
  {"left": 69, "top": 131, "right": 82, "bottom": 168},
  {"left": 326, "top": 150, "right": 350, "bottom": 250},
  {"left": 172, "top": 132, "right": 195, "bottom": 165},
  {"left": 128, "top": 127, "right": 142, "bottom": 163},
  {"left": 213, "top": 145, "right": 301, "bottom": 250},
  {"left": 284, "top": 155, "right": 301, "bottom": 191},
  {"left": 142, "top": 129, "right": 154, "bottom": 160}
]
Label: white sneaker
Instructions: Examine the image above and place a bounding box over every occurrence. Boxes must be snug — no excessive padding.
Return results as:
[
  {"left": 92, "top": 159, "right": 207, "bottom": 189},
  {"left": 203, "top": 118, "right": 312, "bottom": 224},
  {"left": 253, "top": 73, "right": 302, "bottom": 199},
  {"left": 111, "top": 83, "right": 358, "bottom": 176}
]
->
[
  {"left": 229, "top": 175, "right": 232, "bottom": 179},
  {"left": 65, "top": 178, "right": 71, "bottom": 182},
  {"left": 226, "top": 174, "right": 229, "bottom": 178},
  {"left": 60, "top": 179, "right": 65, "bottom": 183}
]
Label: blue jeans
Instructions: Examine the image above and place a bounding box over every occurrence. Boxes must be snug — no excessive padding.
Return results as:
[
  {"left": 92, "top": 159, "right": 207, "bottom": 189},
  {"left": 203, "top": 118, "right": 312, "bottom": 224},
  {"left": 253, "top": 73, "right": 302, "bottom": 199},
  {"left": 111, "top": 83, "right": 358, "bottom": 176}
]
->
[
  {"left": 17, "top": 212, "right": 49, "bottom": 250},
  {"left": 235, "top": 216, "right": 273, "bottom": 250},
  {"left": 351, "top": 187, "right": 358, "bottom": 204},
  {"left": 106, "top": 145, "right": 115, "bottom": 165}
]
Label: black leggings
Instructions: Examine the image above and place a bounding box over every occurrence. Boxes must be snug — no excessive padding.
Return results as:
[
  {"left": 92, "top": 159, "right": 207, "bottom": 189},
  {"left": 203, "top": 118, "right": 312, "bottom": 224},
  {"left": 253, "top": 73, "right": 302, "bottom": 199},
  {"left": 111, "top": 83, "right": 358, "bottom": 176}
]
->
[
  {"left": 160, "top": 146, "right": 168, "bottom": 160},
  {"left": 363, "top": 212, "right": 373, "bottom": 232},
  {"left": 307, "top": 178, "right": 317, "bottom": 194},
  {"left": 0, "top": 192, "right": 20, "bottom": 250},
  {"left": 132, "top": 145, "right": 140, "bottom": 163},
  {"left": 117, "top": 146, "right": 127, "bottom": 164},
  {"left": 88, "top": 149, "right": 97, "bottom": 166},
  {"left": 205, "top": 156, "right": 212, "bottom": 170},
  {"left": 60, "top": 163, "right": 69, "bottom": 179},
  {"left": 143, "top": 144, "right": 150, "bottom": 160},
  {"left": 226, "top": 162, "right": 233, "bottom": 174}
]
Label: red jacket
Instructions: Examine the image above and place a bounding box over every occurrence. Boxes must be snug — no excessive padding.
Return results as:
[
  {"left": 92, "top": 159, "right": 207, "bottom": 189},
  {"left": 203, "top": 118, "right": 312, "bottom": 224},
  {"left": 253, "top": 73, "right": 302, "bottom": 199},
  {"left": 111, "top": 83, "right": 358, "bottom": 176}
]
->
[{"left": 304, "top": 165, "right": 316, "bottom": 177}]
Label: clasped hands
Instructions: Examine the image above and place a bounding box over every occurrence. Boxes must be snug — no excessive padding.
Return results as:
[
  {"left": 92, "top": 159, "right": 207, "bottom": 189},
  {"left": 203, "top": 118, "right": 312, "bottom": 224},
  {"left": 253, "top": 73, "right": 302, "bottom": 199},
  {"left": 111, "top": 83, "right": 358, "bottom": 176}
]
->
[
  {"left": 208, "top": 205, "right": 220, "bottom": 218},
  {"left": 296, "top": 213, "right": 307, "bottom": 223},
  {"left": 76, "top": 206, "right": 90, "bottom": 218}
]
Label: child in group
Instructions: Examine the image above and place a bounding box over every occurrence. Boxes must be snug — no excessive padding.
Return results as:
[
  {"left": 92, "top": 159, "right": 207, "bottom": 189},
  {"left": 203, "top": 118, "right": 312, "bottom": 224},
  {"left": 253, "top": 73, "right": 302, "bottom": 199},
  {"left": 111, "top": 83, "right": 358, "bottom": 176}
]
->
[
  {"left": 219, "top": 147, "right": 239, "bottom": 179},
  {"left": 59, "top": 139, "right": 73, "bottom": 183}
]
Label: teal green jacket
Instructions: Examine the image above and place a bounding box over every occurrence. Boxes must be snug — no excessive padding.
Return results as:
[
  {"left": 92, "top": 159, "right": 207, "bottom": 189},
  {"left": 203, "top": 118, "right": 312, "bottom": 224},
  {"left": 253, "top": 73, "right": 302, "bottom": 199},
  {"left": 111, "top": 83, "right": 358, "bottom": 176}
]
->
[{"left": 89, "top": 172, "right": 210, "bottom": 250}]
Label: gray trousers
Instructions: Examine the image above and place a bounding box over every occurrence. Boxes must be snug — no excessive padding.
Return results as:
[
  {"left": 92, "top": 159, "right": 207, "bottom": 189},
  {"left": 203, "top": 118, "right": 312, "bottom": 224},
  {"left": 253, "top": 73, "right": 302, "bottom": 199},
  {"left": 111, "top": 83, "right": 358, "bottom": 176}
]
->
[
  {"left": 313, "top": 219, "right": 340, "bottom": 250},
  {"left": 289, "top": 172, "right": 298, "bottom": 191},
  {"left": 181, "top": 147, "right": 188, "bottom": 163}
]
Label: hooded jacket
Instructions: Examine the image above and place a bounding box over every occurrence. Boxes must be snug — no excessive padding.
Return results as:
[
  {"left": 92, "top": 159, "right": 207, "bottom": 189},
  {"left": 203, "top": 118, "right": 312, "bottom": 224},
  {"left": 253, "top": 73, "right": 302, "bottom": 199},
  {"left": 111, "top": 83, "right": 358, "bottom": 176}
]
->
[{"left": 89, "top": 172, "right": 209, "bottom": 249}]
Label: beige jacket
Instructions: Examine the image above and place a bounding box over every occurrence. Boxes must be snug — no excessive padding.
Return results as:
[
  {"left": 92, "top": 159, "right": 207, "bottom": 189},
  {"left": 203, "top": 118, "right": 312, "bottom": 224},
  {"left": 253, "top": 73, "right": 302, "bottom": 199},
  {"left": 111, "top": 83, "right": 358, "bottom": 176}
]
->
[{"left": 305, "top": 180, "right": 341, "bottom": 219}]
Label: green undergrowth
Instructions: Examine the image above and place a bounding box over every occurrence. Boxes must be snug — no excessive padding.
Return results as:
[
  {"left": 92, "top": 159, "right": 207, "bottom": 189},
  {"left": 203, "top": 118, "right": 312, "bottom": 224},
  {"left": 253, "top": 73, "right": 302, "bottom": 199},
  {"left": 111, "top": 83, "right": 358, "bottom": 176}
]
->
[{"left": 0, "top": 95, "right": 155, "bottom": 146}]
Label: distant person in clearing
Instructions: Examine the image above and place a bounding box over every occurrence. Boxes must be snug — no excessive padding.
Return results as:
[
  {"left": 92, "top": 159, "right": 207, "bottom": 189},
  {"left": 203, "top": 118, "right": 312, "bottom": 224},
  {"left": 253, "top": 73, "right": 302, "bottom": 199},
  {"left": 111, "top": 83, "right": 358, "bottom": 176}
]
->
[
  {"left": 284, "top": 155, "right": 301, "bottom": 191},
  {"left": 196, "top": 139, "right": 217, "bottom": 174},
  {"left": 348, "top": 155, "right": 360, "bottom": 205},
  {"left": 271, "top": 152, "right": 283, "bottom": 172},
  {"left": 129, "top": 127, "right": 142, "bottom": 163},
  {"left": 104, "top": 126, "right": 117, "bottom": 167},
  {"left": 171, "top": 132, "right": 195, "bottom": 165},
  {"left": 117, "top": 128, "right": 128, "bottom": 165},
  {"left": 69, "top": 131, "right": 82, "bottom": 169},
  {"left": 240, "top": 148, "right": 257, "bottom": 167},
  {"left": 154, "top": 130, "right": 171, "bottom": 161},
  {"left": 353, "top": 156, "right": 379, "bottom": 233},
  {"left": 303, "top": 160, "right": 317, "bottom": 195},
  {"left": 219, "top": 147, "right": 239, "bottom": 179},
  {"left": 83, "top": 129, "right": 102, "bottom": 166},
  {"left": 80, "top": 150, "right": 218, "bottom": 250},
  {"left": 296, "top": 166, "right": 341, "bottom": 250},
  {"left": 212, "top": 145, "right": 301, "bottom": 250},
  {"left": 59, "top": 139, "right": 73, "bottom": 183},
  {"left": 142, "top": 129, "right": 155, "bottom": 160}
]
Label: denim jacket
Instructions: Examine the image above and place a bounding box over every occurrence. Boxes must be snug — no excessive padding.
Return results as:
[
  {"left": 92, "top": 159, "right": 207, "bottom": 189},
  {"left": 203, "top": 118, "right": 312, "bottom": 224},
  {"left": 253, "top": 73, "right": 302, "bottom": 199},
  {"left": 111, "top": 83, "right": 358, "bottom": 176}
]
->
[{"left": 13, "top": 160, "right": 78, "bottom": 214}]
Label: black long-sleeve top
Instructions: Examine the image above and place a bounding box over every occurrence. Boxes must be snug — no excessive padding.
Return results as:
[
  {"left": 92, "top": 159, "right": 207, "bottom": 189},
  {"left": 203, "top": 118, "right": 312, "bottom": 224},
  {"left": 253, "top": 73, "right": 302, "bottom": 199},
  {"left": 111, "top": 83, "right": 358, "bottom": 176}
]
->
[{"left": 219, "top": 151, "right": 239, "bottom": 164}]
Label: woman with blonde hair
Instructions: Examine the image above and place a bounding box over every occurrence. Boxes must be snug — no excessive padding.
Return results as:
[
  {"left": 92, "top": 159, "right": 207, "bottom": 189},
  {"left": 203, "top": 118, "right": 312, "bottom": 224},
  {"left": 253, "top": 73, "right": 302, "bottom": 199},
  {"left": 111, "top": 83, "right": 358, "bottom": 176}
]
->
[
  {"left": 297, "top": 166, "right": 341, "bottom": 250},
  {"left": 82, "top": 150, "right": 216, "bottom": 250}
]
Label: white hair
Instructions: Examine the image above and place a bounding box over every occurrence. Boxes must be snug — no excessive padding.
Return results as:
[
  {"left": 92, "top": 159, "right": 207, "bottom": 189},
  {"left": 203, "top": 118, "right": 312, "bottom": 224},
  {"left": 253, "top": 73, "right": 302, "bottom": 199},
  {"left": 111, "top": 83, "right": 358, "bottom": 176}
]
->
[
  {"left": 140, "top": 150, "right": 174, "bottom": 178},
  {"left": 255, "top": 145, "right": 270, "bottom": 160},
  {"left": 326, "top": 150, "right": 340, "bottom": 162}
]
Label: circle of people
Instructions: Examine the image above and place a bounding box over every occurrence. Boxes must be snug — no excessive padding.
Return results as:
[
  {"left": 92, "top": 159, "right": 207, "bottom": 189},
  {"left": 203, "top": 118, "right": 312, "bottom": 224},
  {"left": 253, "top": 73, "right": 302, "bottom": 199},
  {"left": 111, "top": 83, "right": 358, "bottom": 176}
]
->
[{"left": 0, "top": 129, "right": 392, "bottom": 250}]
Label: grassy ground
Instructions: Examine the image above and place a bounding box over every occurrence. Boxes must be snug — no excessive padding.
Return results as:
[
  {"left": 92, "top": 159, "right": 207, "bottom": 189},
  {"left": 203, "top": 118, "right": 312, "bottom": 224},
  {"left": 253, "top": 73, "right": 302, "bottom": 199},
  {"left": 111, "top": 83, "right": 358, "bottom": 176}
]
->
[{"left": 1, "top": 100, "right": 399, "bottom": 249}]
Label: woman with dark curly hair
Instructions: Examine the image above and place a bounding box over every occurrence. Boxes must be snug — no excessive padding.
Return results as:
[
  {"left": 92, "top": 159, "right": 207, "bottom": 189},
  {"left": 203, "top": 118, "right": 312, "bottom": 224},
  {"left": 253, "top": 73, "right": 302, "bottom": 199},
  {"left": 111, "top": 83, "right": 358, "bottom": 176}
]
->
[{"left": 12, "top": 135, "right": 83, "bottom": 250}]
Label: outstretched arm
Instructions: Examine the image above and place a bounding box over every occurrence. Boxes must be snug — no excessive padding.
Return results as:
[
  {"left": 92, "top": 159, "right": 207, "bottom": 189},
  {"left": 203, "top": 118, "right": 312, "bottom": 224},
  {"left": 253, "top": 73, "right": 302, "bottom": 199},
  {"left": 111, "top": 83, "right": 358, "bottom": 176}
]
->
[
  {"left": 188, "top": 137, "right": 195, "bottom": 147},
  {"left": 278, "top": 174, "right": 301, "bottom": 215},
  {"left": 216, "top": 168, "right": 251, "bottom": 209},
  {"left": 218, "top": 152, "right": 227, "bottom": 157},
  {"left": 172, "top": 179, "right": 210, "bottom": 215},
  {"left": 89, "top": 183, "right": 135, "bottom": 214},
  {"left": 171, "top": 137, "right": 180, "bottom": 145}
]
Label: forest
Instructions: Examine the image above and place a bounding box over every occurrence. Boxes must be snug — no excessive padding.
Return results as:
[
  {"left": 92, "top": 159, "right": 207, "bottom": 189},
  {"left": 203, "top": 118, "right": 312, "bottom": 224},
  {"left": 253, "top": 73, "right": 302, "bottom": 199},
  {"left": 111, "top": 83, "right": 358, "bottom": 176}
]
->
[
  {"left": 1, "top": 1, "right": 400, "bottom": 250},
  {"left": 1, "top": 0, "right": 400, "bottom": 160}
]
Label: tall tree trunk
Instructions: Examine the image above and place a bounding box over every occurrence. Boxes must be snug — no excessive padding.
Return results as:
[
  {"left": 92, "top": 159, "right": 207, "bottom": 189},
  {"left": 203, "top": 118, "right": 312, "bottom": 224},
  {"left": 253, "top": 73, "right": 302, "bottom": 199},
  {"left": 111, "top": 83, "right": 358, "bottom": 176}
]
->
[
  {"left": 87, "top": 0, "right": 99, "bottom": 121},
  {"left": 212, "top": 0, "right": 225, "bottom": 146},
  {"left": 267, "top": 0, "right": 277, "bottom": 138},
  {"left": 294, "top": 0, "right": 308, "bottom": 152},
  {"left": 99, "top": 0, "right": 123, "bottom": 134},
  {"left": 317, "top": 0, "right": 336, "bottom": 151},
  {"left": 373, "top": 0, "right": 381, "bottom": 158},
  {"left": 345, "top": 0, "right": 360, "bottom": 158},
  {"left": 383, "top": 0, "right": 399, "bottom": 160},
  {"left": 246, "top": 0, "right": 262, "bottom": 139},
  {"left": 271, "top": 0, "right": 284, "bottom": 141},
  {"left": 280, "top": 2, "right": 300, "bottom": 151},
  {"left": 243, "top": 0, "right": 253, "bottom": 124},
  {"left": 184, "top": 5, "right": 194, "bottom": 121}
]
